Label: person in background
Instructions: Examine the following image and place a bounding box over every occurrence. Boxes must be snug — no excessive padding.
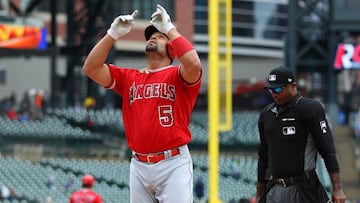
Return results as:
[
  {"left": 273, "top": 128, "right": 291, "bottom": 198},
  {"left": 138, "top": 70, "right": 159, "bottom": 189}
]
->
[
  {"left": 46, "top": 174, "right": 57, "bottom": 190},
  {"left": 8, "top": 187, "right": 17, "bottom": 201},
  {"left": 1, "top": 185, "right": 10, "bottom": 200},
  {"left": 18, "top": 111, "right": 30, "bottom": 122},
  {"left": 19, "top": 92, "right": 31, "bottom": 115},
  {"left": 64, "top": 178, "right": 74, "bottom": 194},
  {"left": 83, "top": 96, "right": 96, "bottom": 110},
  {"left": 194, "top": 175, "right": 205, "bottom": 202},
  {"left": 69, "top": 174, "right": 102, "bottom": 203},
  {"left": 6, "top": 106, "right": 18, "bottom": 120},
  {"left": 256, "top": 66, "right": 346, "bottom": 203}
]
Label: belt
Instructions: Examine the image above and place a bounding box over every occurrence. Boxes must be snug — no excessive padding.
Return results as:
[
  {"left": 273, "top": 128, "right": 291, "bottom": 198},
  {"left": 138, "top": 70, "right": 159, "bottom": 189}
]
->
[
  {"left": 273, "top": 170, "right": 316, "bottom": 188},
  {"left": 132, "top": 148, "right": 180, "bottom": 164},
  {"left": 274, "top": 177, "right": 296, "bottom": 188}
]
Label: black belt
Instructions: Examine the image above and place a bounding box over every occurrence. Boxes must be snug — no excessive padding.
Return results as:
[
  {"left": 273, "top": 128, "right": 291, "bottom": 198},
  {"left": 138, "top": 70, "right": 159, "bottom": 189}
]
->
[{"left": 273, "top": 170, "right": 317, "bottom": 188}]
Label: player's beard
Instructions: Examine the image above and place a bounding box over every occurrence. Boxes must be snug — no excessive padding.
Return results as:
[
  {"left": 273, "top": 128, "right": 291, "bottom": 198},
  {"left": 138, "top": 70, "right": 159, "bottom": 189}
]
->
[{"left": 146, "top": 43, "right": 158, "bottom": 52}]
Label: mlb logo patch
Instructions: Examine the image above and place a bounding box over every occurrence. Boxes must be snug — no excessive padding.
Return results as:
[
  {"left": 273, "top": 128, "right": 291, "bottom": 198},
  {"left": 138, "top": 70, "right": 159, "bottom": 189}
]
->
[
  {"left": 320, "top": 120, "right": 327, "bottom": 133},
  {"left": 283, "top": 126, "right": 296, "bottom": 136},
  {"left": 269, "top": 74, "right": 277, "bottom": 81}
]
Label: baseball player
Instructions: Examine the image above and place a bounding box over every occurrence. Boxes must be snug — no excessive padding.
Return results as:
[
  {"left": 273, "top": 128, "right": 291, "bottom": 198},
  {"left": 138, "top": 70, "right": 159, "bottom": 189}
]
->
[
  {"left": 82, "top": 4, "right": 202, "bottom": 203},
  {"left": 69, "top": 174, "right": 102, "bottom": 203}
]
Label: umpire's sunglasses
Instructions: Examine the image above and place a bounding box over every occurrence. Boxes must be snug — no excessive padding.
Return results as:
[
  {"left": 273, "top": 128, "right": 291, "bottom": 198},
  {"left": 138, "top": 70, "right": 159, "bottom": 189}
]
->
[{"left": 268, "top": 85, "right": 287, "bottom": 94}]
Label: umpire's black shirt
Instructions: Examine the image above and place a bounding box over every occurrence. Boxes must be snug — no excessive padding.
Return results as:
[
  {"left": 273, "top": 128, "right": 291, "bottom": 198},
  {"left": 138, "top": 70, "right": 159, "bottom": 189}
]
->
[{"left": 257, "top": 93, "right": 340, "bottom": 183}]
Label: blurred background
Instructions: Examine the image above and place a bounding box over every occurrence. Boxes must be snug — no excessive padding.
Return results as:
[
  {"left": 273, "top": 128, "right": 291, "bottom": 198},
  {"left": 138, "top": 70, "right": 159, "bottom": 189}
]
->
[{"left": 0, "top": 0, "right": 360, "bottom": 202}]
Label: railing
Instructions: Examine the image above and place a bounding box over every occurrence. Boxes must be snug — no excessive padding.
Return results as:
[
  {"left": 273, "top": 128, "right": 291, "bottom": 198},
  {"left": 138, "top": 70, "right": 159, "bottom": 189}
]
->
[{"left": 194, "top": 0, "right": 288, "bottom": 58}]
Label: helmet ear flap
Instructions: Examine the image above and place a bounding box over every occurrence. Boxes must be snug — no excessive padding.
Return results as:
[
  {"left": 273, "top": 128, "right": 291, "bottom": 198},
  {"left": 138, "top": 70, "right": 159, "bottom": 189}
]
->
[{"left": 166, "top": 41, "right": 176, "bottom": 61}]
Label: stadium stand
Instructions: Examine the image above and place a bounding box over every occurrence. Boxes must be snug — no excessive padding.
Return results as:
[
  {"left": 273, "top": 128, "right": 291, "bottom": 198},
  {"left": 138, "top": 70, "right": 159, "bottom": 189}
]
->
[{"left": 0, "top": 108, "right": 333, "bottom": 202}]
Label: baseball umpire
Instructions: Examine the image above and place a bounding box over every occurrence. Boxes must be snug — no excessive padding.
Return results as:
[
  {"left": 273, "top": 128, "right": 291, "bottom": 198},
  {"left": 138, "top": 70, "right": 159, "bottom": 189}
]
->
[
  {"left": 256, "top": 66, "right": 346, "bottom": 203},
  {"left": 82, "top": 4, "right": 202, "bottom": 203},
  {"left": 69, "top": 174, "right": 102, "bottom": 203}
]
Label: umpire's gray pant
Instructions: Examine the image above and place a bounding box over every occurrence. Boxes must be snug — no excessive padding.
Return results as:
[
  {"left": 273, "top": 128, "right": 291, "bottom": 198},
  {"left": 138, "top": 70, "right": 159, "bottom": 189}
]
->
[{"left": 265, "top": 182, "right": 330, "bottom": 203}]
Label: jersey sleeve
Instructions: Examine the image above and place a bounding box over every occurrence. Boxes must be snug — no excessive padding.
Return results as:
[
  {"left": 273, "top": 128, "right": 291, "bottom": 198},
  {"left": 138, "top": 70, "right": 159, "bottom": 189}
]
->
[
  {"left": 178, "top": 64, "right": 202, "bottom": 86},
  {"left": 300, "top": 99, "right": 340, "bottom": 174},
  {"left": 105, "top": 64, "right": 129, "bottom": 97},
  {"left": 257, "top": 109, "right": 270, "bottom": 183},
  {"left": 69, "top": 192, "right": 75, "bottom": 203},
  {"left": 96, "top": 193, "right": 103, "bottom": 203}
]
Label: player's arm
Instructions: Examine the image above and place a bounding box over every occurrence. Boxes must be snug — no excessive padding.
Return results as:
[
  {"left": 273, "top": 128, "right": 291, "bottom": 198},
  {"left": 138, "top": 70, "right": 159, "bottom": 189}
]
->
[
  {"left": 168, "top": 29, "right": 202, "bottom": 84},
  {"left": 302, "top": 101, "right": 339, "bottom": 170},
  {"left": 69, "top": 194, "right": 74, "bottom": 203},
  {"left": 96, "top": 193, "right": 103, "bottom": 203},
  {"left": 82, "top": 10, "right": 138, "bottom": 87},
  {"left": 150, "top": 4, "right": 202, "bottom": 84},
  {"left": 256, "top": 113, "right": 269, "bottom": 202},
  {"left": 301, "top": 101, "right": 346, "bottom": 202},
  {"left": 82, "top": 35, "right": 114, "bottom": 87},
  {"left": 330, "top": 172, "right": 346, "bottom": 202}
]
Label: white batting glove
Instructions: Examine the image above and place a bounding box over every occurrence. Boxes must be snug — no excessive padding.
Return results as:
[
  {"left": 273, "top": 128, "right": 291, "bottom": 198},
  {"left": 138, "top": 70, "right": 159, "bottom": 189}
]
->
[
  {"left": 107, "top": 10, "right": 138, "bottom": 40},
  {"left": 150, "top": 4, "right": 175, "bottom": 34}
]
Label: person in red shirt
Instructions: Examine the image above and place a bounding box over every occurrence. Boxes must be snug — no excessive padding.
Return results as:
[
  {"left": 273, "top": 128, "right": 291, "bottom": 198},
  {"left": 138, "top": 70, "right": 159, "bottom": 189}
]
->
[
  {"left": 69, "top": 174, "right": 102, "bottom": 203},
  {"left": 82, "top": 4, "right": 202, "bottom": 203},
  {"left": 6, "top": 106, "right": 18, "bottom": 120}
]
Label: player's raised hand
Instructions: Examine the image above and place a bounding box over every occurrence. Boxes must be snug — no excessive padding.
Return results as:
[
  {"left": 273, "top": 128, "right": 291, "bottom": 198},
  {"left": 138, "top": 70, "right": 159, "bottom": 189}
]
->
[
  {"left": 150, "top": 4, "right": 175, "bottom": 34},
  {"left": 107, "top": 10, "right": 138, "bottom": 40}
]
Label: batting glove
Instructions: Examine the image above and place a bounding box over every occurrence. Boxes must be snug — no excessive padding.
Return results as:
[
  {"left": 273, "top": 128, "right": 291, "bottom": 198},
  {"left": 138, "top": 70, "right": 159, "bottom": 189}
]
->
[
  {"left": 150, "top": 4, "right": 175, "bottom": 34},
  {"left": 107, "top": 10, "right": 138, "bottom": 40}
]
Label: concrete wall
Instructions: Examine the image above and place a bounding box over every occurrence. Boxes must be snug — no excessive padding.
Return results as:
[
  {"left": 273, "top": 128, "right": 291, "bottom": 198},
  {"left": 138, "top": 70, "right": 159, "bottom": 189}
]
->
[{"left": 0, "top": 57, "right": 52, "bottom": 100}]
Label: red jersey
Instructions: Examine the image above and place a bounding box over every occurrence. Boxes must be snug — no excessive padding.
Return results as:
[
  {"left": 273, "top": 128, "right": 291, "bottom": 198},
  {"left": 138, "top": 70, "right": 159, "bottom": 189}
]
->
[
  {"left": 106, "top": 64, "right": 201, "bottom": 153},
  {"left": 69, "top": 188, "right": 102, "bottom": 203}
]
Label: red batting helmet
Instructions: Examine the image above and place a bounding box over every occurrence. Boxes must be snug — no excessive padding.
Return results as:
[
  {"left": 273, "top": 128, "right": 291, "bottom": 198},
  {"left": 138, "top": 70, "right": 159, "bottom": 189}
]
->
[
  {"left": 144, "top": 25, "right": 176, "bottom": 61},
  {"left": 82, "top": 174, "right": 94, "bottom": 186}
]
